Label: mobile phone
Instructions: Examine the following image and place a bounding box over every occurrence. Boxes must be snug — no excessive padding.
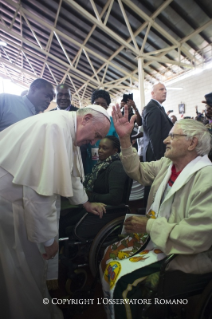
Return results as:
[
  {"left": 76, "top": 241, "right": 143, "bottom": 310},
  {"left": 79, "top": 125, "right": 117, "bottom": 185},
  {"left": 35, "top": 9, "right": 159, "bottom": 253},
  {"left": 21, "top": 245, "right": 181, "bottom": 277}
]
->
[
  {"left": 122, "top": 93, "right": 133, "bottom": 103},
  {"left": 168, "top": 110, "right": 173, "bottom": 113},
  {"left": 205, "top": 92, "right": 212, "bottom": 107}
]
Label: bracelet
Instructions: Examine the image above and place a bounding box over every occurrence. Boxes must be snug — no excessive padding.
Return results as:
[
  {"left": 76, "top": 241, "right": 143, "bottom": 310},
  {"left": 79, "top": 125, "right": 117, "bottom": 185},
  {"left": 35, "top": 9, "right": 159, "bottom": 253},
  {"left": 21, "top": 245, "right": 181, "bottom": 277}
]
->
[{"left": 134, "top": 108, "right": 138, "bottom": 112}]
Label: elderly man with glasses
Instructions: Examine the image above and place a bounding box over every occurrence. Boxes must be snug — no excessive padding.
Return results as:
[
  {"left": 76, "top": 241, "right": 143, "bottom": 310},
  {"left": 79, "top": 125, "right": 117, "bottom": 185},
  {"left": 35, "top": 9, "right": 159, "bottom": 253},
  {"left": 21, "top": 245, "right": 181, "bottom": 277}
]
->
[{"left": 100, "top": 105, "right": 212, "bottom": 319}]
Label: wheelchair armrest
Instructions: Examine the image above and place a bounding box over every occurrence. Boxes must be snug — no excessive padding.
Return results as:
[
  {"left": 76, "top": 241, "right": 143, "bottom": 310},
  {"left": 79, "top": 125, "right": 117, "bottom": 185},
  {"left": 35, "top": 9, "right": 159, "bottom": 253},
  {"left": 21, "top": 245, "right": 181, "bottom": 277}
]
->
[
  {"left": 160, "top": 254, "right": 176, "bottom": 274},
  {"left": 157, "top": 254, "right": 176, "bottom": 298},
  {"left": 105, "top": 204, "right": 129, "bottom": 211}
]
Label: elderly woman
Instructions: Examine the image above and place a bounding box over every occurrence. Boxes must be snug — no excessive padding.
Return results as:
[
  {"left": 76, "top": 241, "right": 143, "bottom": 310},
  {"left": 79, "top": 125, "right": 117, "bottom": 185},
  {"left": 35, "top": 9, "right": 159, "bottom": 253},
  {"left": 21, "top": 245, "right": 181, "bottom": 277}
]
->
[
  {"left": 83, "top": 89, "right": 118, "bottom": 174},
  {"left": 59, "top": 136, "right": 129, "bottom": 239}
]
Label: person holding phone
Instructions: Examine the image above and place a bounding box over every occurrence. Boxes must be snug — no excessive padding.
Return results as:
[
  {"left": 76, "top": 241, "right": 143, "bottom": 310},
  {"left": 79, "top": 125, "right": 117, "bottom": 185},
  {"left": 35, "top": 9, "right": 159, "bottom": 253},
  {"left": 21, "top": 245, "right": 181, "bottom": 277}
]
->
[{"left": 121, "top": 93, "right": 142, "bottom": 126}]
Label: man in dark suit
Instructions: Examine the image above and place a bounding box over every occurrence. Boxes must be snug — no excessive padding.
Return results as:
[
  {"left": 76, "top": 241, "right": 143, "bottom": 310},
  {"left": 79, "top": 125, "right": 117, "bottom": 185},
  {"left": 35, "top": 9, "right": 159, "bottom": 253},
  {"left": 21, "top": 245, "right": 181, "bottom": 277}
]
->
[
  {"left": 142, "top": 83, "right": 173, "bottom": 205},
  {"left": 143, "top": 83, "right": 173, "bottom": 162},
  {"left": 52, "top": 83, "right": 78, "bottom": 111}
]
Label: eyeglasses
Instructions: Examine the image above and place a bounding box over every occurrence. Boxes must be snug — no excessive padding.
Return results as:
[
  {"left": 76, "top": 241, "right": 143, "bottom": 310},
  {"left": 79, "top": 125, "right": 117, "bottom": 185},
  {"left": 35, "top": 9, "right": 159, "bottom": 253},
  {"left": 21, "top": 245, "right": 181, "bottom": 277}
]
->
[{"left": 168, "top": 133, "right": 187, "bottom": 140}]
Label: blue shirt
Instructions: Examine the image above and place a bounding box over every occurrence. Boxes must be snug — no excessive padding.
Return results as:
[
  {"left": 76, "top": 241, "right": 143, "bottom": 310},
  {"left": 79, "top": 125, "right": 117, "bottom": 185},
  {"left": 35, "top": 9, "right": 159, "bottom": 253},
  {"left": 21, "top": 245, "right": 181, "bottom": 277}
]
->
[
  {"left": 0, "top": 94, "right": 36, "bottom": 131},
  {"left": 85, "top": 117, "right": 119, "bottom": 174}
]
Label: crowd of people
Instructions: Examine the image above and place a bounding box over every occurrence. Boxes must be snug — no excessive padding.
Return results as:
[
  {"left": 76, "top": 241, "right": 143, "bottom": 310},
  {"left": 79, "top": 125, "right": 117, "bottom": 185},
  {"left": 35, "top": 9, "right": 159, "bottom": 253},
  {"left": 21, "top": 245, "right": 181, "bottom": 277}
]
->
[{"left": 0, "top": 78, "right": 212, "bottom": 319}]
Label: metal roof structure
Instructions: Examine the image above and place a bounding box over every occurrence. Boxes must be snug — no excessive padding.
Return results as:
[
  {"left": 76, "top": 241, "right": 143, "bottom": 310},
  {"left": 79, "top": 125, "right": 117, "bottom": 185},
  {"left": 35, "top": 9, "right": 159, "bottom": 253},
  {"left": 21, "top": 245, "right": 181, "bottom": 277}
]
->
[{"left": 0, "top": 0, "right": 212, "bottom": 107}]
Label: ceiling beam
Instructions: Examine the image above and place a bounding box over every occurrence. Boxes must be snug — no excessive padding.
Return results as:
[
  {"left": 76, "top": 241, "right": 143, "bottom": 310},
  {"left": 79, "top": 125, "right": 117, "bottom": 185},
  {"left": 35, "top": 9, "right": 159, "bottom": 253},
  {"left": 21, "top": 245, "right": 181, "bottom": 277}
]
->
[
  {"left": 83, "top": 48, "right": 100, "bottom": 84},
  {"left": 54, "top": 32, "right": 73, "bottom": 66},
  {"left": 9, "top": 3, "right": 20, "bottom": 30},
  {"left": 117, "top": 0, "right": 139, "bottom": 51},
  {"left": 21, "top": 11, "right": 58, "bottom": 84},
  {"left": 104, "top": 0, "right": 114, "bottom": 25},
  {"left": 141, "top": 55, "right": 192, "bottom": 68},
  {"left": 89, "top": 0, "right": 101, "bottom": 22},
  {"left": 180, "top": 19, "right": 212, "bottom": 45},
  {"left": 1, "top": 0, "right": 210, "bottom": 105},
  {"left": 169, "top": 1, "right": 211, "bottom": 44},
  {"left": 140, "top": 22, "right": 152, "bottom": 54},
  {"left": 0, "top": 52, "right": 99, "bottom": 92},
  {"left": 71, "top": 0, "right": 182, "bottom": 96},
  {"left": 144, "top": 45, "right": 179, "bottom": 56},
  {"left": 64, "top": 0, "right": 140, "bottom": 55},
  {"left": 2, "top": 0, "right": 135, "bottom": 81},
  {"left": 60, "top": 0, "right": 113, "bottom": 83},
  {"left": 40, "top": 0, "right": 63, "bottom": 77},
  {"left": 0, "top": 24, "right": 102, "bottom": 85},
  {"left": 0, "top": 57, "right": 37, "bottom": 79},
  {"left": 121, "top": 0, "right": 195, "bottom": 62}
]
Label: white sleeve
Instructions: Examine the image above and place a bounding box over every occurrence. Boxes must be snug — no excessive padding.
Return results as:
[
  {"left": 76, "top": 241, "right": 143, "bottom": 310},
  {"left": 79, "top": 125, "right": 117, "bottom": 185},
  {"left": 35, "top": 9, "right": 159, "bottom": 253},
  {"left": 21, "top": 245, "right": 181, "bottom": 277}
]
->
[
  {"left": 68, "top": 176, "right": 88, "bottom": 205},
  {"left": 68, "top": 146, "right": 88, "bottom": 205},
  {"left": 23, "top": 186, "right": 58, "bottom": 243},
  {"left": 146, "top": 183, "right": 212, "bottom": 255}
]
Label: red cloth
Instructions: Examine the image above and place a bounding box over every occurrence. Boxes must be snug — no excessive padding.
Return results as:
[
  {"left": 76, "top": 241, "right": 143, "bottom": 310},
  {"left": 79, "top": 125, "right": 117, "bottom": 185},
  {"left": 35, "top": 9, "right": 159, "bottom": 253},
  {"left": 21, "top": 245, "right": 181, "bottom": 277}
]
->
[{"left": 168, "top": 165, "right": 182, "bottom": 187}]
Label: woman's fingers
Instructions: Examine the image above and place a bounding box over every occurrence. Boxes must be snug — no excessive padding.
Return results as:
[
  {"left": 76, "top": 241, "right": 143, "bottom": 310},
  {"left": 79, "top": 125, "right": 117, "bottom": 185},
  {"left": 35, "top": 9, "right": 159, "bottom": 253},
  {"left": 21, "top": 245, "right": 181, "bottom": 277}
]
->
[{"left": 90, "top": 203, "right": 106, "bottom": 218}]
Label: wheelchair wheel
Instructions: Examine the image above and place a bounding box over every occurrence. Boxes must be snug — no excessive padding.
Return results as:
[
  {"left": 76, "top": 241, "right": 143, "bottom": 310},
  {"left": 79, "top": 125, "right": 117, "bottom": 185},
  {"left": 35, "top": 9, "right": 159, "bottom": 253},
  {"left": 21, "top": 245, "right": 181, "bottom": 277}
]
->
[
  {"left": 65, "top": 269, "right": 88, "bottom": 294},
  {"left": 193, "top": 279, "right": 212, "bottom": 319},
  {"left": 89, "top": 216, "right": 125, "bottom": 278}
]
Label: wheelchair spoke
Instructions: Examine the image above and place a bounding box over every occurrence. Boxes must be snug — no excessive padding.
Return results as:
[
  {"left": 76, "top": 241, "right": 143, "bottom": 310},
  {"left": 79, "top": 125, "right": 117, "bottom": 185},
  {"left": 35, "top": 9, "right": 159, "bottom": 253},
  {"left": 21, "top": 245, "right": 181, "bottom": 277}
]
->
[{"left": 89, "top": 216, "right": 125, "bottom": 277}]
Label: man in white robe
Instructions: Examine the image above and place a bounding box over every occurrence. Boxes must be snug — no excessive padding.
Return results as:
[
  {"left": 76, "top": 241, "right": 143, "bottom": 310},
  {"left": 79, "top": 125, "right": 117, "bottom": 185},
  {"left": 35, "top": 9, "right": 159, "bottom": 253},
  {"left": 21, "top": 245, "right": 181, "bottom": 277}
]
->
[{"left": 0, "top": 105, "right": 110, "bottom": 319}]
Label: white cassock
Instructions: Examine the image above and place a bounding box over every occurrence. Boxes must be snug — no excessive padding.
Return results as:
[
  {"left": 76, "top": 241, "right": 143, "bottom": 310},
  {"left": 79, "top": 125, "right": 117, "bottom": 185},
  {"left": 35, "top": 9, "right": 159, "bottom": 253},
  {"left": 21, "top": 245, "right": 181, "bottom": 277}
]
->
[{"left": 0, "top": 111, "right": 88, "bottom": 319}]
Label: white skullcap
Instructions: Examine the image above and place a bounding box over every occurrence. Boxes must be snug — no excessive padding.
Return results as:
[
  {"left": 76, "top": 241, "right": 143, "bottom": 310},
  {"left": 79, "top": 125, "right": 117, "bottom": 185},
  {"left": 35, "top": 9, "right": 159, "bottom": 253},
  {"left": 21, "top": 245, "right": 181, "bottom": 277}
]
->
[{"left": 82, "top": 104, "right": 111, "bottom": 122}]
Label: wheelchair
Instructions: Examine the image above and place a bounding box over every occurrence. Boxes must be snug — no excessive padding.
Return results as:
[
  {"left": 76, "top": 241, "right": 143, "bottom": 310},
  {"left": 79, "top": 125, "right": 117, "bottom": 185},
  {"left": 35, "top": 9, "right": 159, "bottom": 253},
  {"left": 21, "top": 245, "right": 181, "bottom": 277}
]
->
[
  {"left": 141, "top": 254, "right": 212, "bottom": 319},
  {"left": 59, "top": 191, "right": 212, "bottom": 319},
  {"left": 58, "top": 177, "right": 133, "bottom": 298}
]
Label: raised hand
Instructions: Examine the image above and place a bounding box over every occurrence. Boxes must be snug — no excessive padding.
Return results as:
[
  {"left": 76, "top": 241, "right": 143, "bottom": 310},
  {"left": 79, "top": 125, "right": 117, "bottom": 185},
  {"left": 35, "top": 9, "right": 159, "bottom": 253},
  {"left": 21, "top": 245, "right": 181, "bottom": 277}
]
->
[{"left": 112, "top": 104, "right": 136, "bottom": 139}]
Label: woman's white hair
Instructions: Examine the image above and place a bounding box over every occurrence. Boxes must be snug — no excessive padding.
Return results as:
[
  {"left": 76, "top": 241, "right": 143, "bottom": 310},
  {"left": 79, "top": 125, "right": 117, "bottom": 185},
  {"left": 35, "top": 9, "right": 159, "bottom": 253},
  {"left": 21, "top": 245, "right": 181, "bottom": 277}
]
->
[{"left": 175, "top": 119, "right": 211, "bottom": 156}]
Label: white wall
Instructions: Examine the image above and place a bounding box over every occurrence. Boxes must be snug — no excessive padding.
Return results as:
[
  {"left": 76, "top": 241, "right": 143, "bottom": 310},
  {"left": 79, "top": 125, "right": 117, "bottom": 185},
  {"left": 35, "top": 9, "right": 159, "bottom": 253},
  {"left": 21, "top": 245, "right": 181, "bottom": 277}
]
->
[{"left": 143, "top": 64, "right": 212, "bottom": 120}]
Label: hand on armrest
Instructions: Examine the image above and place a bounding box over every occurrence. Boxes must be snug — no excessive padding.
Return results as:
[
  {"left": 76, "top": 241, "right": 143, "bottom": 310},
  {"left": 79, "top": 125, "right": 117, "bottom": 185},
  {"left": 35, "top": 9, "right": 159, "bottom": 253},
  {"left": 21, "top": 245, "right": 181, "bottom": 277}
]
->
[{"left": 83, "top": 201, "right": 106, "bottom": 218}]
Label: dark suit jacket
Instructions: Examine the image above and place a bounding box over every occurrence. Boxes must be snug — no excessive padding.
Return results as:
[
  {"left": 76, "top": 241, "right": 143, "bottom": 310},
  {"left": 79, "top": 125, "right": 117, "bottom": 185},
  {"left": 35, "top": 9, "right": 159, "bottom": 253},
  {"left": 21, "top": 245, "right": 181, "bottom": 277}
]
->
[
  {"left": 142, "top": 99, "right": 173, "bottom": 162},
  {"left": 51, "top": 104, "right": 78, "bottom": 111}
]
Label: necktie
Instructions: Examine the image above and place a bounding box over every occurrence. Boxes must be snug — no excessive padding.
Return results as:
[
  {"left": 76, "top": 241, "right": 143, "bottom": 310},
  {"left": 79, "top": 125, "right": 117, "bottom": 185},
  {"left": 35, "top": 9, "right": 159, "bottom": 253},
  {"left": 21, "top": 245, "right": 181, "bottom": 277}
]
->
[{"left": 161, "top": 106, "right": 166, "bottom": 113}]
